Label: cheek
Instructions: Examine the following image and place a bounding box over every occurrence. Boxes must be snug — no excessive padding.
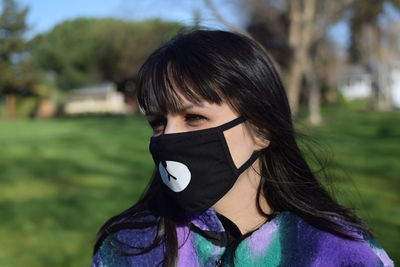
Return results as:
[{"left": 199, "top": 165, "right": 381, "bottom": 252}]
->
[{"left": 223, "top": 125, "right": 255, "bottom": 168}]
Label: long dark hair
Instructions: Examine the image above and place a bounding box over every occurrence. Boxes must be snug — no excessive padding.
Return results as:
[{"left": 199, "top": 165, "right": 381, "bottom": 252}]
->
[{"left": 93, "top": 28, "right": 371, "bottom": 266}]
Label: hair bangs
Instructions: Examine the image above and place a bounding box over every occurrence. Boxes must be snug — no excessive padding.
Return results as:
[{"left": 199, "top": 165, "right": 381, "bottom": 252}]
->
[{"left": 137, "top": 47, "right": 223, "bottom": 115}]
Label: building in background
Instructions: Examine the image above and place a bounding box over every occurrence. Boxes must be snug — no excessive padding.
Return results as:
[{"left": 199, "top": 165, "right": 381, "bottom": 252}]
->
[
  {"left": 390, "top": 62, "right": 400, "bottom": 108},
  {"left": 340, "top": 62, "right": 400, "bottom": 109},
  {"left": 64, "top": 82, "right": 129, "bottom": 115},
  {"left": 340, "top": 66, "right": 372, "bottom": 99}
]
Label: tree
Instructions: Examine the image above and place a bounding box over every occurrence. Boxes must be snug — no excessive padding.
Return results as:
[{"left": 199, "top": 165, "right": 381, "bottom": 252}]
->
[
  {"left": 92, "top": 19, "right": 183, "bottom": 112},
  {"left": 30, "top": 18, "right": 182, "bottom": 112},
  {"left": 29, "top": 18, "right": 107, "bottom": 91},
  {"left": 348, "top": 0, "right": 400, "bottom": 110},
  {"left": 0, "top": 0, "right": 33, "bottom": 119},
  {"left": 204, "top": 0, "right": 352, "bottom": 124}
]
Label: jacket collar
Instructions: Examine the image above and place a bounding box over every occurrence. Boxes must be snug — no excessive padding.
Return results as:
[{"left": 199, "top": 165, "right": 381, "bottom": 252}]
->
[
  {"left": 183, "top": 207, "right": 280, "bottom": 247},
  {"left": 183, "top": 208, "right": 225, "bottom": 232}
]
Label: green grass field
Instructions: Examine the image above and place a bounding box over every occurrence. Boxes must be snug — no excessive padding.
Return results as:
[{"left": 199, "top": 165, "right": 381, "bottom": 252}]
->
[{"left": 0, "top": 104, "right": 399, "bottom": 266}]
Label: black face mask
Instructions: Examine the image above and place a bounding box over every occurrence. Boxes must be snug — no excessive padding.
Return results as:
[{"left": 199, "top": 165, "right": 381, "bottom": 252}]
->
[{"left": 149, "top": 117, "right": 262, "bottom": 212}]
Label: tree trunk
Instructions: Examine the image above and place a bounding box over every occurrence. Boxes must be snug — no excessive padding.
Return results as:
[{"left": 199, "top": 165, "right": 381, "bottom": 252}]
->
[
  {"left": 125, "top": 95, "right": 138, "bottom": 114},
  {"left": 37, "top": 98, "right": 56, "bottom": 118},
  {"left": 287, "top": 60, "right": 304, "bottom": 116},
  {"left": 307, "top": 70, "right": 322, "bottom": 125},
  {"left": 287, "top": 0, "right": 317, "bottom": 117},
  {"left": 6, "top": 94, "right": 16, "bottom": 120},
  {"left": 287, "top": 0, "right": 302, "bottom": 116},
  {"left": 377, "top": 65, "right": 393, "bottom": 111}
]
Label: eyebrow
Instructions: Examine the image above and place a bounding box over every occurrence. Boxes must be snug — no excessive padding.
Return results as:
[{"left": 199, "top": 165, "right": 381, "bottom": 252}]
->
[{"left": 145, "top": 103, "right": 204, "bottom": 116}]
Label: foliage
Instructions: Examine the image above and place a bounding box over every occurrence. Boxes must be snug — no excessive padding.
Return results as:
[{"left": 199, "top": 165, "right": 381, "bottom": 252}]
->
[
  {"left": 0, "top": 0, "right": 35, "bottom": 95},
  {"left": 349, "top": 0, "right": 400, "bottom": 63},
  {"left": 29, "top": 18, "right": 183, "bottom": 94}
]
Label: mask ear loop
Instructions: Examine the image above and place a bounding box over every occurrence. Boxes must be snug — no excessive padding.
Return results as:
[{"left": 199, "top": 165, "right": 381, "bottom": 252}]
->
[
  {"left": 216, "top": 116, "right": 247, "bottom": 131},
  {"left": 237, "top": 131, "right": 270, "bottom": 174},
  {"left": 218, "top": 116, "right": 264, "bottom": 174},
  {"left": 236, "top": 150, "right": 263, "bottom": 174}
]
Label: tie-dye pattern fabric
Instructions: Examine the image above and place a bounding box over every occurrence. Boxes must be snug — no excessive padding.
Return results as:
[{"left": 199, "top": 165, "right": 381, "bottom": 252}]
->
[{"left": 91, "top": 209, "right": 394, "bottom": 266}]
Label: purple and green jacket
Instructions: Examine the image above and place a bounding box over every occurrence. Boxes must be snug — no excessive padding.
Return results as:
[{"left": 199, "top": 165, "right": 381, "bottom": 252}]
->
[{"left": 91, "top": 208, "right": 394, "bottom": 266}]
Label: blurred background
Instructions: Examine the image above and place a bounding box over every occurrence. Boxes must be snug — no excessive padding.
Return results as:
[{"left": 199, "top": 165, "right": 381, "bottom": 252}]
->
[{"left": 0, "top": 0, "right": 399, "bottom": 266}]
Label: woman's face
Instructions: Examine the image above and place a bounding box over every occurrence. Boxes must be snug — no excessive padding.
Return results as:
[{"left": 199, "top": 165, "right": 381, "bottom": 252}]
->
[{"left": 145, "top": 92, "right": 269, "bottom": 168}]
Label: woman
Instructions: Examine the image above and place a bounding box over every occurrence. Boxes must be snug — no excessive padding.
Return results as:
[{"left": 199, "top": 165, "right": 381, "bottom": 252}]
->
[{"left": 91, "top": 29, "right": 393, "bottom": 266}]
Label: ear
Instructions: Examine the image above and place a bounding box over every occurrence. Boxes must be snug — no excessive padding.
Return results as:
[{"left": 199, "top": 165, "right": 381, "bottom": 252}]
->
[
  {"left": 254, "top": 136, "right": 270, "bottom": 151},
  {"left": 246, "top": 123, "right": 270, "bottom": 150}
]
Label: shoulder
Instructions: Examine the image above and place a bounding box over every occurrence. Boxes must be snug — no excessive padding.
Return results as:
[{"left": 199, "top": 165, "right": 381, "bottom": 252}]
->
[
  {"left": 276, "top": 211, "right": 394, "bottom": 267},
  {"left": 91, "top": 212, "right": 166, "bottom": 267}
]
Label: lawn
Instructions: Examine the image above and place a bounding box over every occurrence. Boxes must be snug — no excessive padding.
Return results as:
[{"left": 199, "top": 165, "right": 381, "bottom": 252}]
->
[{"left": 0, "top": 105, "right": 398, "bottom": 266}]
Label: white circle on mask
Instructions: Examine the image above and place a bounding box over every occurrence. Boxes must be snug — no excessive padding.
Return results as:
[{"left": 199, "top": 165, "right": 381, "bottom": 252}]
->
[{"left": 158, "top": 160, "right": 191, "bottom": 192}]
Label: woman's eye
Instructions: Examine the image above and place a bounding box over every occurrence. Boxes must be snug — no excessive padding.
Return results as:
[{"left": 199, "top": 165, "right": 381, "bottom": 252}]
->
[
  {"left": 147, "top": 114, "right": 206, "bottom": 134},
  {"left": 184, "top": 114, "right": 206, "bottom": 123}
]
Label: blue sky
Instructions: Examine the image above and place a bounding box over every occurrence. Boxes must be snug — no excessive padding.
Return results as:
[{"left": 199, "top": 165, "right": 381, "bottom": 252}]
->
[
  {"left": 12, "top": 0, "right": 351, "bottom": 47},
  {"left": 18, "top": 0, "right": 242, "bottom": 37}
]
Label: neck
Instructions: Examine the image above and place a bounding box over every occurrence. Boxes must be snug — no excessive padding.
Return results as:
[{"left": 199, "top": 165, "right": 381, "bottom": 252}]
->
[{"left": 211, "top": 159, "right": 272, "bottom": 234}]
